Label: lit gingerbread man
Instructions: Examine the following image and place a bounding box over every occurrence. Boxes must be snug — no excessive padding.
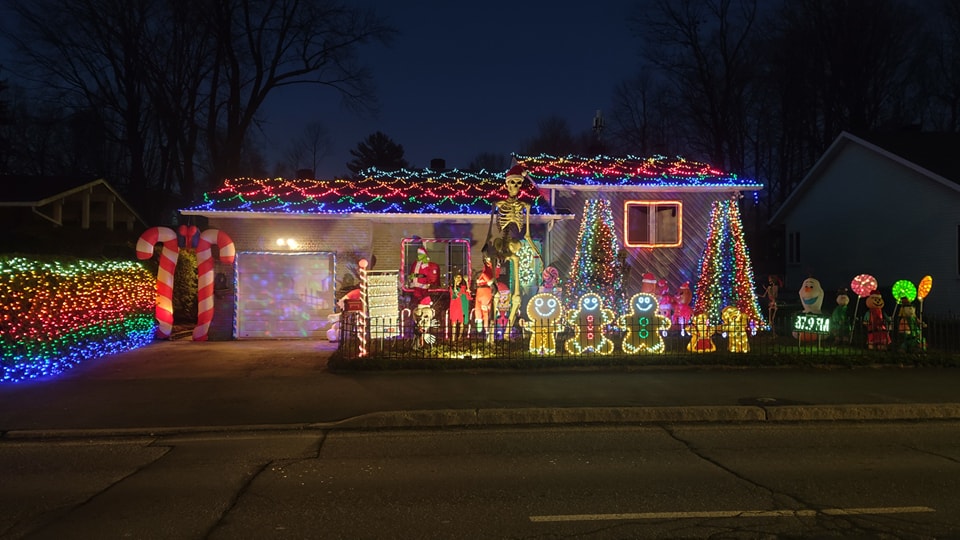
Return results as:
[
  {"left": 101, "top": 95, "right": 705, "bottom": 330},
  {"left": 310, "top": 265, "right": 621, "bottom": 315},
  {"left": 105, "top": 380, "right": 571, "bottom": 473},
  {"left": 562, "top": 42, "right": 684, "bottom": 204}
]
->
[
  {"left": 525, "top": 292, "right": 564, "bottom": 355},
  {"left": 619, "top": 293, "right": 671, "bottom": 354},
  {"left": 564, "top": 293, "right": 615, "bottom": 355},
  {"left": 685, "top": 312, "right": 718, "bottom": 353},
  {"left": 720, "top": 306, "right": 749, "bottom": 353}
]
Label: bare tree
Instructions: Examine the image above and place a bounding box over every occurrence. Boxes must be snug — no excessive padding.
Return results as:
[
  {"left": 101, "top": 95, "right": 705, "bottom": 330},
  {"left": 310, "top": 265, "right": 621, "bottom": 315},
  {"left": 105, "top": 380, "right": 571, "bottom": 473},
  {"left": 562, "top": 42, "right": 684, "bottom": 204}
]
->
[
  {"left": 609, "top": 71, "right": 678, "bottom": 156},
  {"left": 520, "top": 116, "right": 580, "bottom": 156},
  {"left": 284, "top": 122, "right": 332, "bottom": 176},
  {"left": 633, "top": 0, "right": 760, "bottom": 172},
  {"left": 4, "top": 0, "right": 394, "bottom": 222}
]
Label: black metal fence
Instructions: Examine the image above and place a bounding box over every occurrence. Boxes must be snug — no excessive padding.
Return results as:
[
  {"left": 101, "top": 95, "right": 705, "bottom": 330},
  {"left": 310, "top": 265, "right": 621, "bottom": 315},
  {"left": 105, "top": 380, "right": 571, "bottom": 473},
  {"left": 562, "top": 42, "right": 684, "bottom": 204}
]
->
[{"left": 334, "top": 311, "right": 960, "bottom": 364}]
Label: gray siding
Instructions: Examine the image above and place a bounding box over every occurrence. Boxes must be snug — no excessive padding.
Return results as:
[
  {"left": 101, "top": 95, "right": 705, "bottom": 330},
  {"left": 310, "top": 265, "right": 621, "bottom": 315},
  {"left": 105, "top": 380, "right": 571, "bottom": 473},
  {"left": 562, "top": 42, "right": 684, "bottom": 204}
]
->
[
  {"left": 780, "top": 142, "right": 960, "bottom": 315},
  {"left": 545, "top": 190, "right": 743, "bottom": 298}
]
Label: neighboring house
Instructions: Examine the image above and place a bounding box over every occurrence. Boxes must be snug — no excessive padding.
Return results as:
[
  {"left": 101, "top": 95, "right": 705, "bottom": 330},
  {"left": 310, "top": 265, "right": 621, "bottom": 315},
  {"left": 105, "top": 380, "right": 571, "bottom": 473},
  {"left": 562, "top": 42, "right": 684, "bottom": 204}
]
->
[
  {"left": 0, "top": 176, "right": 147, "bottom": 255},
  {"left": 769, "top": 131, "right": 960, "bottom": 316},
  {"left": 180, "top": 155, "right": 763, "bottom": 339}
]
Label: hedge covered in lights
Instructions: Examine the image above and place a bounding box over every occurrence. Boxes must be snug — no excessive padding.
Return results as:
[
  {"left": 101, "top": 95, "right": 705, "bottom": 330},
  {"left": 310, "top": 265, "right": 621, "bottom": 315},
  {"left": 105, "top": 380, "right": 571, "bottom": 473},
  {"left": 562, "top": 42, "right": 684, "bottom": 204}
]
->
[{"left": 0, "top": 257, "right": 157, "bottom": 382}]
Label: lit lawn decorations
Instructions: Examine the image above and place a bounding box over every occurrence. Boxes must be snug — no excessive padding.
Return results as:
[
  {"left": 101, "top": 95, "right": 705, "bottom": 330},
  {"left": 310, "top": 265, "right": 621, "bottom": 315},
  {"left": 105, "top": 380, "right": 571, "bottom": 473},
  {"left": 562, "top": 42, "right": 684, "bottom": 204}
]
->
[
  {"left": 525, "top": 292, "right": 564, "bottom": 355},
  {"left": 0, "top": 257, "right": 155, "bottom": 382},
  {"left": 691, "top": 196, "right": 766, "bottom": 332},
  {"left": 566, "top": 199, "right": 627, "bottom": 314},
  {"left": 685, "top": 313, "right": 718, "bottom": 353},
  {"left": 793, "top": 277, "right": 824, "bottom": 343},
  {"left": 618, "top": 293, "right": 671, "bottom": 354},
  {"left": 564, "top": 293, "right": 615, "bottom": 355},
  {"left": 193, "top": 229, "right": 236, "bottom": 341},
  {"left": 136, "top": 226, "right": 180, "bottom": 338},
  {"left": 863, "top": 292, "right": 892, "bottom": 351},
  {"left": 720, "top": 306, "right": 750, "bottom": 353}
]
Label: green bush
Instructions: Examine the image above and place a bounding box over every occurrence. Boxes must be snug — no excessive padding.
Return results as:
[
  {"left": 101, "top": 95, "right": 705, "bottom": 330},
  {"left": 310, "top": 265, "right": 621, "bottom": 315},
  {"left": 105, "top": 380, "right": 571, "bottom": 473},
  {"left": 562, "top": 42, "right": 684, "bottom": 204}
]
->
[{"left": 173, "top": 249, "right": 198, "bottom": 324}]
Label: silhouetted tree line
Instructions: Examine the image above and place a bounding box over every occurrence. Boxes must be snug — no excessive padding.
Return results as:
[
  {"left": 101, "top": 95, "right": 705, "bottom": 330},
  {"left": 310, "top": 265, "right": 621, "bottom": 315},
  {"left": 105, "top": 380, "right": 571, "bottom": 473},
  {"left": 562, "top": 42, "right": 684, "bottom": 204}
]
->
[
  {"left": 2, "top": 0, "right": 960, "bottom": 232},
  {"left": 0, "top": 0, "right": 394, "bottom": 223}
]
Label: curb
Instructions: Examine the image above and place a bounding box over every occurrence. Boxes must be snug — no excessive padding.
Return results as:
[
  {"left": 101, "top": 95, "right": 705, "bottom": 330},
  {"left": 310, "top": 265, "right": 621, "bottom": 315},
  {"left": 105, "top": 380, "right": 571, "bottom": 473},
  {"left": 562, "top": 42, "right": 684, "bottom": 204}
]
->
[{"left": 4, "top": 403, "right": 960, "bottom": 440}]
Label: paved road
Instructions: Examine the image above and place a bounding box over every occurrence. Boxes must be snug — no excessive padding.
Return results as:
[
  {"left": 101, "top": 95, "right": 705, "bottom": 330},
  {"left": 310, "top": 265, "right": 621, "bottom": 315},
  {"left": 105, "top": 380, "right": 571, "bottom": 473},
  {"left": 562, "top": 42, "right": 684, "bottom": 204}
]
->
[{"left": 2, "top": 340, "right": 960, "bottom": 437}]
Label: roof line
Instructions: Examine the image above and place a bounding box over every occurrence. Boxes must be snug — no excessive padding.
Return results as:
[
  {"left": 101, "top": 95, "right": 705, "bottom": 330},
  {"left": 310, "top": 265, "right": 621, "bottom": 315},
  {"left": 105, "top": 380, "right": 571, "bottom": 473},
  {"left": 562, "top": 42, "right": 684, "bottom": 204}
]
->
[{"left": 179, "top": 210, "right": 576, "bottom": 222}]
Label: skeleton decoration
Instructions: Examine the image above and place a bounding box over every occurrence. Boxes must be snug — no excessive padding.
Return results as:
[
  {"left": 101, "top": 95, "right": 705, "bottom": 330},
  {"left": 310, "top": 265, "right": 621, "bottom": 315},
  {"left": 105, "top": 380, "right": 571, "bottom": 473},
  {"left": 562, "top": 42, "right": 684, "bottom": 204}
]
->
[{"left": 483, "top": 164, "right": 541, "bottom": 330}]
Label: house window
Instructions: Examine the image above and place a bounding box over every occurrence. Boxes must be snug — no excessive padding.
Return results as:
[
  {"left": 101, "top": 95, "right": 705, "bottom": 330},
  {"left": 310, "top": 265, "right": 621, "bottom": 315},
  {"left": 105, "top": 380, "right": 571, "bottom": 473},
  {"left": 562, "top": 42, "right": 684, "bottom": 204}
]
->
[
  {"left": 624, "top": 201, "right": 682, "bottom": 248},
  {"left": 401, "top": 238, "right": 471, "bottom": 292},
  {"left": 787, "top": 231, "right": 801, "bottom": 265}
]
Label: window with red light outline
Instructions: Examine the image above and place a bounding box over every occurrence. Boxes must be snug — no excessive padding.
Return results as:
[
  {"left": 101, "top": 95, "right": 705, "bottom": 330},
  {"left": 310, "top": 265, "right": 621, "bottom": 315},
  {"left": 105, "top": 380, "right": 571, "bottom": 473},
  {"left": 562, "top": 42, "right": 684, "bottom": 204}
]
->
[
  {"left": 400, "top": 238, "right": 472, "bottom": 292},
  {"left": 624, "top": 200, "right": 682, "bottom": 248}
]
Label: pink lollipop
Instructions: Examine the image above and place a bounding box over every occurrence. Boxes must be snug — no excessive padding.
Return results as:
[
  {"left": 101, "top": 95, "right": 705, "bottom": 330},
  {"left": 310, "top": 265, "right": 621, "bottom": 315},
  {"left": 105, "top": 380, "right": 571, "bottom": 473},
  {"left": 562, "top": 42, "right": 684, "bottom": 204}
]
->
[{"left": 850, "top": 274, "right": 877, "bottom": 298}]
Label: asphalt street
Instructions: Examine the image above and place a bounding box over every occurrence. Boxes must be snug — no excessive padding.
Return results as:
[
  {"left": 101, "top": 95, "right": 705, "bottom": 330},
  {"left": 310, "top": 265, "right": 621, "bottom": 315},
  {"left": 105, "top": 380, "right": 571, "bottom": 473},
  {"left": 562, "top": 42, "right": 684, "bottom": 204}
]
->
[{"left": 2, "top": 339, "right": 960, "bottom": 438}]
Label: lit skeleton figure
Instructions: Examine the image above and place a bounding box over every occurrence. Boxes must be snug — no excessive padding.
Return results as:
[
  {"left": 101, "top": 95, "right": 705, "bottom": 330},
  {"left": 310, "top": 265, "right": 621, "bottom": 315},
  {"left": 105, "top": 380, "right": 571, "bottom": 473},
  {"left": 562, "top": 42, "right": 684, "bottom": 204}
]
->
[{"left": 484, "top": 165, "right": 541, "bottom": 329}]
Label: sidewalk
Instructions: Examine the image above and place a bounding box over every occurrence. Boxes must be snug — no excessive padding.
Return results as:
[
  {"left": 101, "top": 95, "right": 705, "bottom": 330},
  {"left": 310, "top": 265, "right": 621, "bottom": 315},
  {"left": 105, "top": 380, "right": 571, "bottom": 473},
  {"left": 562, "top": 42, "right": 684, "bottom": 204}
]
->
[{"left": 2, "top": 339, "right": 960, "bottom": 438}]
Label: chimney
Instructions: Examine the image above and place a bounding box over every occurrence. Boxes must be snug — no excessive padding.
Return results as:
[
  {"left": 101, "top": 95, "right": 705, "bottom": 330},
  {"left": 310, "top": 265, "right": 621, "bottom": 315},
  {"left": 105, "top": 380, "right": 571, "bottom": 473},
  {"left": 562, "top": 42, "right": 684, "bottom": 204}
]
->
[
  {"left": 295, "top": 168, "right": 314, "bottom": 179},
  {"left": 430, "top": 158, "right": 446, "bottom": 171}
]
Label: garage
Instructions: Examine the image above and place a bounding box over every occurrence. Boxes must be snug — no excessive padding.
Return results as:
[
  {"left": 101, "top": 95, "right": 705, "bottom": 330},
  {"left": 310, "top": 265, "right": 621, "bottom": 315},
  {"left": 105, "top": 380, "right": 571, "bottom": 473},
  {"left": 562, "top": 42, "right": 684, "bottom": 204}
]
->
[{"left": 235, "top": 251, "right": 336, "bottom": 338}]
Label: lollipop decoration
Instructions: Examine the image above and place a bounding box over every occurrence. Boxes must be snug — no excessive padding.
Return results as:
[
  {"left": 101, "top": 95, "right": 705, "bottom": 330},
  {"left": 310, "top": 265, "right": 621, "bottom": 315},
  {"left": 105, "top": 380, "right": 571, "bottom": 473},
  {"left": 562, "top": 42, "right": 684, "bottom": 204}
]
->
[
  {"left": 917, "top": 275, "right": 933, "bottom": 342},
  {"left": 891, "top": 280, "right": 917, "bottom": 303},
  {"left": 849, "top": 274, "right": 877, "bottom": 331}
]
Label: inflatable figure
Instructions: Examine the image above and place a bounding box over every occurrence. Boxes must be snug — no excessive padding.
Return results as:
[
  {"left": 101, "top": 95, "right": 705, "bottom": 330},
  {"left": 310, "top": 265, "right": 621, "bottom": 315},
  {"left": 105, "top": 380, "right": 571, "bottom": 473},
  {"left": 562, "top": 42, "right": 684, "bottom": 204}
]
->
[
  {"left": 410, "top": 245, "right": 439, "bottom": 304},
  {"left": 685, "top": 313, "right": 717, "bottom": 353},
  {"left": 830, "top": 289, "right": 853, "bottom": 344},
  {"left": 721, "top": 306, "right": 749, "bottom": 353},
  {"left": 657, "top": 279, "right": 674, "bottom": 322},
  {"left": 525, "top": 292, "right": 564, "bottom": 355},
  {"left": 493, "top": 282, "right": 512, "bottom": 341},
  {"left": 473, "top": 257, "right": 497, "bottom": 335},
  {"left": 863, "top": 292, "right": 891, "bottom": 350},
  {"left": 413, "top": 297, "right": 437, "bottom": 349},
  {"left": 896, "top": 301, "right": 926, "bottom": 352},
  {"left": 448, "top": 273, "right": 472, "bottom": 340},
  {"left": 640, "top": 272, "right": 658, "bottom": 294},
  {"left": 619, "top": 293, "right": 671, "bottom": 354},
  {"left": 794, "top": 277, "right": 824, "bottom": 342},
  {"left": 564, "top": 293, "right": 615, "bottom": 355},
  {"left": 672, "top": 281, "right": 694, "bottom": 332}
]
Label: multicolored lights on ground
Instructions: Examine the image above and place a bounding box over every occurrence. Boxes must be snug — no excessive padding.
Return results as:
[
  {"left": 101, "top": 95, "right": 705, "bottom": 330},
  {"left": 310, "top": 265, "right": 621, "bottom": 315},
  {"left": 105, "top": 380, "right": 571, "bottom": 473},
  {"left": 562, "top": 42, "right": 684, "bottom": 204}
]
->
[
  {"left": 692, "top": 197, "right": 766, "bottom": 329},
  {"left": 0, "top": 258, "right": 156, "bottom": 382}
]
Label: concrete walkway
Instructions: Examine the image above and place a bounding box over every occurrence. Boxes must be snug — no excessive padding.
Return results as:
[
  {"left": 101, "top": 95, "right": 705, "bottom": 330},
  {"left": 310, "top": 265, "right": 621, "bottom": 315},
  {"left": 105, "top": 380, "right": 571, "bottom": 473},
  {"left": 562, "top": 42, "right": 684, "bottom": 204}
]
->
[{"left": 2, "top": 339, "right": 960, "bottom": 438}]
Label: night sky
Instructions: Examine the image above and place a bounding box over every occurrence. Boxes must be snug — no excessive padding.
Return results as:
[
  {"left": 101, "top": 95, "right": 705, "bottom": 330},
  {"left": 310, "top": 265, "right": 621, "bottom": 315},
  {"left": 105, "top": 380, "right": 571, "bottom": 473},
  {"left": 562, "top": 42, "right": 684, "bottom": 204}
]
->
[{"left": 260, "top": 0, "right": 641, "bottom": 176}]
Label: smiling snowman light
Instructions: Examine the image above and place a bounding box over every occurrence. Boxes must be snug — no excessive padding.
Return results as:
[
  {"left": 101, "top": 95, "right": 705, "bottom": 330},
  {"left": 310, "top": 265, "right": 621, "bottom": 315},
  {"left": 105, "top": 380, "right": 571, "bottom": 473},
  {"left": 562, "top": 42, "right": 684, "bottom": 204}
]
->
[{"left": 794, "top": 277, "right": 824, "bottom": 342}]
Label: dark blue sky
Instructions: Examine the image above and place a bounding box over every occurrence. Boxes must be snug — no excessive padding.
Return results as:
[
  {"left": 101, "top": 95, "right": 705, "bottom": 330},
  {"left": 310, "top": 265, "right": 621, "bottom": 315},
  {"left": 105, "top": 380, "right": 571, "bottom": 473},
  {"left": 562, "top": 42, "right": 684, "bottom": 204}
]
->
[{"left": 260, "top": 1, "right": 641, "bottom": 176}]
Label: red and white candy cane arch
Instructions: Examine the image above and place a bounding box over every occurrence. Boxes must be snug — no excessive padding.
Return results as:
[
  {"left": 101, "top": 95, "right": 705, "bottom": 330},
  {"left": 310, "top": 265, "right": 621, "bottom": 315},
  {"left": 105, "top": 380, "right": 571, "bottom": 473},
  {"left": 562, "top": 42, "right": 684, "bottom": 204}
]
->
[
  {"left": 193, "top": 228, "right": 236, "bottom": 341},
  {"left": 136, "top": 226, "right": 181, "bottom": 339}
]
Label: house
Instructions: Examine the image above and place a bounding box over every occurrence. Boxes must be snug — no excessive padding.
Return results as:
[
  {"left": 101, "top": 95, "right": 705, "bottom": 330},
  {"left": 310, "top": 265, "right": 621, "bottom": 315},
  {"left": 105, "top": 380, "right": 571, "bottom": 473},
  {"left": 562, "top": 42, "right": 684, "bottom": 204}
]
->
[
  {"left": 179, "top": 155, "right": 763, "bottom": 339},
  {"left": 769, "top": 131, "right": 960, "bottom": 316},
  {"left": 0, "top": 176, "right": 147, "bottom": 256}
]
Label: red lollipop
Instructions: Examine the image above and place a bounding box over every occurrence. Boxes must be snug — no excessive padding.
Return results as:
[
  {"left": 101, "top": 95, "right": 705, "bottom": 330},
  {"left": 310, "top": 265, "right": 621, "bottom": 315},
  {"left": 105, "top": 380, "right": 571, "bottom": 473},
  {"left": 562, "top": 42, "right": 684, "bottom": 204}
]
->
[{"left": 850, "top": 274, "right": 877, "bottom": 298}]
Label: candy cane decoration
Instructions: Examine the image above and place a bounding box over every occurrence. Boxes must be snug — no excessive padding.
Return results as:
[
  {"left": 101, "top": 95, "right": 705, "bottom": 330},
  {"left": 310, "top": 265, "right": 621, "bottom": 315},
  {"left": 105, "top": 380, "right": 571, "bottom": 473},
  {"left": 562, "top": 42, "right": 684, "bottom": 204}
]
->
[
  {"left": 136, "top": 226, "right": 180, "bottom": 339},
  {"left": 193, "top": 228, "right": 236, "bottom": 341}
]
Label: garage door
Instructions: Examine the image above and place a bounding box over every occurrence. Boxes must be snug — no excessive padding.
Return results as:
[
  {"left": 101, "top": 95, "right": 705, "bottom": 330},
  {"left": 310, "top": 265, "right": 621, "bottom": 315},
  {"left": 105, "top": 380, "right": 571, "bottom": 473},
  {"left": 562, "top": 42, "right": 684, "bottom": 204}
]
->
[{"left": 236, "top": 252, "right": 335, "bottom": 338}]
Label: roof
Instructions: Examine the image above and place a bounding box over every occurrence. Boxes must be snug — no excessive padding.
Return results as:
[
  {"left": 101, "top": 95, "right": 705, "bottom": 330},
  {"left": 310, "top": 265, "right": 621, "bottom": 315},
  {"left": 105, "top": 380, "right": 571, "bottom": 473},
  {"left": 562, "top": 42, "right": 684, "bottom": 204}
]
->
[
  {"left": 769, "top": 131, "right": 960, "bottom": 225},
  {"left": 0, "top": 175, "right": 105, "bottom": 204},
  {"left": 180, "top": 168, "right": 565, "bottom": 220},
  {"left": 514, "top": 153, "right": 763, "bottom": 191}
]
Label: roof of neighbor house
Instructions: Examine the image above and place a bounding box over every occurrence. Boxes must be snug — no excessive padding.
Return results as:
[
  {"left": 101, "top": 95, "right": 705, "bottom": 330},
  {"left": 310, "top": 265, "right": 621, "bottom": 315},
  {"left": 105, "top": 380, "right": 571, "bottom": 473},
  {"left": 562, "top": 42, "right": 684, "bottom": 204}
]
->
[
  {"left": 180, "top": 154, "right": 760, "bottom": 219},
  {"left": 514, "top": 153, "right": 763, "bottom": 191},
  {"left": 770, "top": 131, "right": 960, "bottom": 224},
  {"left": 0, "top": 175, "right": 108, "bottom": 204}
]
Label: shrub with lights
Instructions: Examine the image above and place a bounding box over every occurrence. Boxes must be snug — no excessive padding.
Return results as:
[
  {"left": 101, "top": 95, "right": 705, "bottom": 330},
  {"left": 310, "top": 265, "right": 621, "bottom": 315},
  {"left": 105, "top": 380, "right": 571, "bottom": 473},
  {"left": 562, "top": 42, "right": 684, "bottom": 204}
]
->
[{"left": 0, "top": 257, "right": 156, "bottom": 382}]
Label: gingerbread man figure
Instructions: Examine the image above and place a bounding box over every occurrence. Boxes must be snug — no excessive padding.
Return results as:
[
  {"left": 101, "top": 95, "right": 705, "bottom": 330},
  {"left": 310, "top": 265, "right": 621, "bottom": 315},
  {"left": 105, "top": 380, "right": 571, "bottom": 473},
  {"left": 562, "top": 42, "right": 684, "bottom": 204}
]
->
[
  {"left": 619, "top": 293, "right": 671, "bottom": 354},
  {"left": 525, "top": 292, "right": 564, "bottom": 355},
  {"left": 685, "top": 312, "right": 717, "bottom": 353},
  {"left": 721, "top": 306, "right": 749, "bottom": 353},
  {"left": 564, "top": 293, "right": 615, "bottom": 355}
]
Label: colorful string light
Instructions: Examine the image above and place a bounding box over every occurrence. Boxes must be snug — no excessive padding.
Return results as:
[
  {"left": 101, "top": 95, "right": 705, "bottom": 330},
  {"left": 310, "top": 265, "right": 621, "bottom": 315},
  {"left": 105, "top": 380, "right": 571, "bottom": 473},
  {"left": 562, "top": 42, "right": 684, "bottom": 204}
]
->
[
  {"left": 1, "top": 257, "right": 156, "bottom": 382},
  {"left": 691, "top": 197, "right": 766, "bottom": 329},
  {"left": 566, "top": 199, "right": 627, "bottom": 313},
  {"left": 515, "top": 153, "right": 763, "bottom": 189},
  {"left": 181, "top": 169, "right": 553, "bottom": 216}
]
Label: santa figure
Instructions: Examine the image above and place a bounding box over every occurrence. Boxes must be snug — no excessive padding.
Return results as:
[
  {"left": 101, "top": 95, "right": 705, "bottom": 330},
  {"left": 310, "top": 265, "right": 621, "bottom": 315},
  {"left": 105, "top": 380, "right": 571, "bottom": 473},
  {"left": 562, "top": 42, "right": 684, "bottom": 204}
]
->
[
  {"left": 410, "top": 245, "right": 439, "bottom": 303},
  {"left": 640, "top": 272, "right": 658, "bottom": 294}
]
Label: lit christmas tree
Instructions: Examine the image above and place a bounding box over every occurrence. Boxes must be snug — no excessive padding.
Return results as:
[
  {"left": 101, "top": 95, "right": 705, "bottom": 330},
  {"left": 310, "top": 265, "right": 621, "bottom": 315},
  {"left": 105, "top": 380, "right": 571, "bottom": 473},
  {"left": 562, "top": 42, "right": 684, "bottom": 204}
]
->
[
  {"left": 566, "top": 199, "right": 626, "bottom": 313},
  {"left": 692, "top": 195, "right": 766, "bottom": 329}
]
